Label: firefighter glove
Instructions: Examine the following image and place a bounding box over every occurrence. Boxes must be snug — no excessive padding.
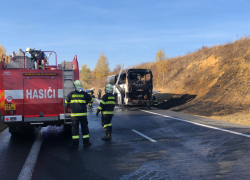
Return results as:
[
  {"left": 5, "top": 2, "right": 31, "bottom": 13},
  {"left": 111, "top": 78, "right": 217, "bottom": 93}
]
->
[{"left": 96, "top": 109, "right": 100, "bottom": 117}]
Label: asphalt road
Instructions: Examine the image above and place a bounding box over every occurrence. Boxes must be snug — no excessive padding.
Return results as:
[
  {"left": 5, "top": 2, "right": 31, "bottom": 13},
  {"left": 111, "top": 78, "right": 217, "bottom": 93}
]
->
[{"left": 1, "top": 100, "right": 250, "bottom": 180}]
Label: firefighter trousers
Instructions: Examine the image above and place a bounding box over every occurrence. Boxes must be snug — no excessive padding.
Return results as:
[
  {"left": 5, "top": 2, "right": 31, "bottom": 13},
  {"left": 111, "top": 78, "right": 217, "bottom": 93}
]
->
[
  {"left": 101, "top": 114, "right": 113, "bottom": 135},
  {"left": 72, "top": 117, "right": 90, "bottom": 146}
]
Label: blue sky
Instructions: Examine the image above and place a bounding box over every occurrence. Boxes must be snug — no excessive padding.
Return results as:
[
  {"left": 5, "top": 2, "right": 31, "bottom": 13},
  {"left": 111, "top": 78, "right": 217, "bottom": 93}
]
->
[{"left": 1, "top": 0, "right": 250, "bottom": 71}]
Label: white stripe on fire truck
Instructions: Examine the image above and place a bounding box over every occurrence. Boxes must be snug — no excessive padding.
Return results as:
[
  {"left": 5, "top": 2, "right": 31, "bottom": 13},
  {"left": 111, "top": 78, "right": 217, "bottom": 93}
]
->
[
  {"left": 4, "top": 89, "right": 64, "bottom": 99},
  {"left": 5, "top": 90, "right": 23, "bottom": 99},
  {"left": 58, "top": 89, "right": 63, "bottom": 98}
]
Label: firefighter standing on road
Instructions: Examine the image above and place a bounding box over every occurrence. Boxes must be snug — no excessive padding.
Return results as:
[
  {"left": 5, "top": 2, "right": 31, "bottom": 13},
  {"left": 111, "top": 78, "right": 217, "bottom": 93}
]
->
[
  {"left": 97, "top": 89, "right": 102, "bottom": 100},
  {"left": 88, "top": 87, "right": 95, "bottom": 108},
  {"left": 96, "top": 84, "right": 116, "bottom": 140},
  {"left": 65, "top": 80, "right": 93, "bottom": 148},
  {"left": 153, "top": 96, "right": 158, "bottom": 108}
]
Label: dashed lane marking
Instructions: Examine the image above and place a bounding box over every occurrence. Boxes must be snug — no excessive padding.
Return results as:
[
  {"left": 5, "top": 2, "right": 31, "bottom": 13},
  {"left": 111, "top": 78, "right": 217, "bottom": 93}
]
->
[
  {"left": 140, "top": 110, "right": 250, "bottom": 138},
  {"left": 17, "top": 127, "right": 43, "bottom": 180},
  {"left": 132, "top": 129, "right": 157, "bottom": 142}
]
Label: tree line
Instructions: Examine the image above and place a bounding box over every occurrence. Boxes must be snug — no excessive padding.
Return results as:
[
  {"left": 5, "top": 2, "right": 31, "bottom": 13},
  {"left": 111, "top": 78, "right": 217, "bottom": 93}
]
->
[
  {"left": 80, "top": 48, "right": 168, "bottom": 91},
  {"left": 0, "top": 44, "right": 7, "bottom": 61}
]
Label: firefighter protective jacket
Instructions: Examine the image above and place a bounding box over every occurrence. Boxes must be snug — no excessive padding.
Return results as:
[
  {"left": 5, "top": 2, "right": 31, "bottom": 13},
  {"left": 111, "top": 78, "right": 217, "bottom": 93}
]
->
[
  {"left": 65, "top": 90, "right": 93, "bottom": 119},
  {"left": 30, "top": 51, "right": 47, "bottom": 61},
  {"left": 98, "top": 93, "right": 116, "bottom": 114},
  {"left": 153, "top": 99, "right": 158, "bottom": 105},
  {"left": 88, "top": 90, "right": 95, "bottom": 98}
]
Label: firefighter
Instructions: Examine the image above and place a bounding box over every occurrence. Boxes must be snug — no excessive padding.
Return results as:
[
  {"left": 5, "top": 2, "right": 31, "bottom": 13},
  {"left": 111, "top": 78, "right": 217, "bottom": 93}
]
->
[
  {"left": 26, "top": 47, "right": 47, "bottom": 69},
  {"left": 96, "top": 84, "right": 116, "bottom": 140},
  {"left": 97, "top": 89, "right": 102, "bottom": 100},
  {"left": 88, "top": 87, "right": 95, "bottom": 108},
  {"left": 65, "top": 80, "right": 93, "bottom": 148},
  {"left": 153, "top": 96, "right": 158, "bottom": 108},
  {"left": 90, "top": 87, "right": 95, "bottom": 97}
]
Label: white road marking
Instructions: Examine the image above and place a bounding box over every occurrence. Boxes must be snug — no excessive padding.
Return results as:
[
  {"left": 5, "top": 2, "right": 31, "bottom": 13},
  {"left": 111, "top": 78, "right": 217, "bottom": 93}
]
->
[
  {"left": 17, "top": 128, "right": 43, "bottom": 180},
  {"left": 132, "top": 129, "right": 157, "bottom": 142},
  {"left": 141, "top": 110, "right": 250, "bottom": 138}
]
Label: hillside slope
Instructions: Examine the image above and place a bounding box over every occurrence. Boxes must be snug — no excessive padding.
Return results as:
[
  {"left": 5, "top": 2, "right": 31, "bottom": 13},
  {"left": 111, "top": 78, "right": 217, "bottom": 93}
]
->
[{"left": 154, "top": 36, "right": 250, "bottom": 125}]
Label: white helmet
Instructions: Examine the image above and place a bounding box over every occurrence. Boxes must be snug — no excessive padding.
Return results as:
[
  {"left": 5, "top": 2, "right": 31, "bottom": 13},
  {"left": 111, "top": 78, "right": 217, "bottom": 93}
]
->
[
  {"left": 73, "top": 80, "right": 83, "bottom": 89},
  {"left": 26, "top": 47, "right": 34, "bottom": 54},
  {"left": 105, "top": 84, "right": 113, "bottom": 92}
]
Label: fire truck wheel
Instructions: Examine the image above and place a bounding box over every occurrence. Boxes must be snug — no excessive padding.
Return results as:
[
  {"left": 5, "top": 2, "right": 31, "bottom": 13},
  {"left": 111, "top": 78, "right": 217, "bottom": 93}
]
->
[
  {"left": 9, "top": 127, "right": 25, "bottom": 136},
  {"left": 10, "top": 132, "right": 24, "bottom": 136}
]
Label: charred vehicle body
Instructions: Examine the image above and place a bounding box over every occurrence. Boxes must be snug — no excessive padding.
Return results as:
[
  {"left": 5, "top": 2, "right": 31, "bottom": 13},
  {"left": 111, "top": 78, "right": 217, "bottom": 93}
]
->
[{"left": 107, "top": 69, "right": 153, "bottom": 107}]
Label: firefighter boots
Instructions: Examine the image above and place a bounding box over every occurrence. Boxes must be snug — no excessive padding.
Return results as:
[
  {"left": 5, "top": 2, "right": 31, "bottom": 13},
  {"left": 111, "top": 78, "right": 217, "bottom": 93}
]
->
[
  {"left": 101, "top": 132, "right": 111, "bottom": 140},
  {"left": 84, "top": 142, "right": 92, "bottom": 147}
]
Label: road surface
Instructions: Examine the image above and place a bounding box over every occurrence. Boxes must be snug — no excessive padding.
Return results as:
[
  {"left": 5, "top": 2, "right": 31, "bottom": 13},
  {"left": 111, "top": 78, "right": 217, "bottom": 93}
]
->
[{"left": 1, "top": 100, "right": 250, "bottom": 180}]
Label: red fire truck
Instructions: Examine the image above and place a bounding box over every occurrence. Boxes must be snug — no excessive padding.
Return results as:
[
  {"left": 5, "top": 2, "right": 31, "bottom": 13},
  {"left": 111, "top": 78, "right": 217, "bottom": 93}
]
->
[{"left": 0, "top": 49, "right": 78, "bottom": 135}]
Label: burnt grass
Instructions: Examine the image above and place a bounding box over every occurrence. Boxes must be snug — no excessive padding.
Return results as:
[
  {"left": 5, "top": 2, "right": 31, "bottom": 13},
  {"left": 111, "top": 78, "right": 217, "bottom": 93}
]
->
[
  {"left": 157, "top": 94, "right": 197, "bottom": 110},
  {"left": 156, "top": 93, "right": 250, "bottom": 117}
]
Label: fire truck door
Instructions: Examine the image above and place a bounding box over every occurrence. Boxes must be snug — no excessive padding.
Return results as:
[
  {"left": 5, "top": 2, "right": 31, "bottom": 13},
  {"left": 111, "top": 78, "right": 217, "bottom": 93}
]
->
[{"left": 23, "top": 78, "right": 58, "bottom": 116}]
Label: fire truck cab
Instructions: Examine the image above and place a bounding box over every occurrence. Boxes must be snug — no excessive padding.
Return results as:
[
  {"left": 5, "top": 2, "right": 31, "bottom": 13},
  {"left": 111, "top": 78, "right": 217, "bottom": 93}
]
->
[{"left": 0, "top": 49, "right": 78, "bottom": 135}]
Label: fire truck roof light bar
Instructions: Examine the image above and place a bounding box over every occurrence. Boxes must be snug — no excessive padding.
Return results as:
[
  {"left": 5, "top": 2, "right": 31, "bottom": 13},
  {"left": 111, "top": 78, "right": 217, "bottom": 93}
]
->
[{"left": 23, "top": 73, "right": 58, "bottom": 76}]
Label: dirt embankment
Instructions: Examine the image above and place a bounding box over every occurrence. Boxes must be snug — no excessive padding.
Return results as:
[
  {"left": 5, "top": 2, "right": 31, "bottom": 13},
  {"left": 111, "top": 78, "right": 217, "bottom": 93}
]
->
[{"left": 154, "top": 37, "right": 250, "bottom": 126}]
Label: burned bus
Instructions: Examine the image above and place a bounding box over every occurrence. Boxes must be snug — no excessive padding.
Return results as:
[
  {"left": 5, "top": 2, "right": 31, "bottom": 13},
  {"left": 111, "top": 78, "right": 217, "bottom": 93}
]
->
[{"left": 107, "top": 69, "right": 153, "bottom": 107}]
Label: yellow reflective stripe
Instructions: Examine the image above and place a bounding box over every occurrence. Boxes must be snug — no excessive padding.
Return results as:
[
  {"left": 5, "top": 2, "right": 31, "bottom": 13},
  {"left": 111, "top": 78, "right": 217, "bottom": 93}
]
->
[
  {"left": 98, "top": 106, "right": 102, "bottom": 110},
  {"left": 100, "top": 100, "right": 105, "bottom": 104},
  {"left": 0, "top": 90, "right": 5, "bottom": 108},
  {"left": 103, "top": 123, "right": 112, "bottom": 128},
  {"left": 72, "top": 135, "right": 79, "bottom": 139},
  {"left": 108, "top": 97, "right": 115, "bottom": 99},
  {"left": 71, "top": 113, "right": 87, "bottom": 117},
  {"left": 102, "top": 111, "right": 114, "bottom": 114},
  {"left": 65, "top": 99, "right": 68, "bottom": 103},
  {"left": 91, "top": 97, "right": 94, "bottom": 102},
  {"left": 105, "top": 101, "right": 115, "bottom": 104},
  {"left": 70, "top": 100, "right": 86, "bottom": 103},
  {"left": 0, "top": 90, "right": 4, "bottom": 98},
  {"left": 72, "top": 94, "right": 84, "bottom": 98},
  {"left": 0, "top": 100, "right": 4, "bottom": 108},
  {"left": 83, "top": 134, "right": 89, "bottom": 138}
]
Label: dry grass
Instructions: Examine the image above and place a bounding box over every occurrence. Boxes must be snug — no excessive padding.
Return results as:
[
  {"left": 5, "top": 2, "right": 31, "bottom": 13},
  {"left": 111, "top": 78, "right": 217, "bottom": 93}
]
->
[
  {"left": 209, "top": 110, "right": 250, "bottom": 126},
  {"left": 151, "top": 36, "right": 250, "bottom": 126}
]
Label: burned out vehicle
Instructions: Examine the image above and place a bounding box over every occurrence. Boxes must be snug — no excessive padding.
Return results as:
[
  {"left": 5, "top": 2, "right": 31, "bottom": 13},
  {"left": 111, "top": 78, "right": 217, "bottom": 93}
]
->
[{"left": 107, "top": 69, "right": 153, "bottom": 107}]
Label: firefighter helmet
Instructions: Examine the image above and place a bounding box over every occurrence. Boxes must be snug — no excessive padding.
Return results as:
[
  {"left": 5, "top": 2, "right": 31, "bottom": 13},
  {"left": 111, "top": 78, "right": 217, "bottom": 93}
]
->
[
  {"left": 26, "top": 47, "right": 34, "bottom": 54},
  {"left": 105, "top": 84, "right": 113, "bottom": 92},
  {"left": 73, "top": 80, "right": 83, "bottom": 89},
  {"left": 91, "top": 87, "right": 95, "bottom": 91}
]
